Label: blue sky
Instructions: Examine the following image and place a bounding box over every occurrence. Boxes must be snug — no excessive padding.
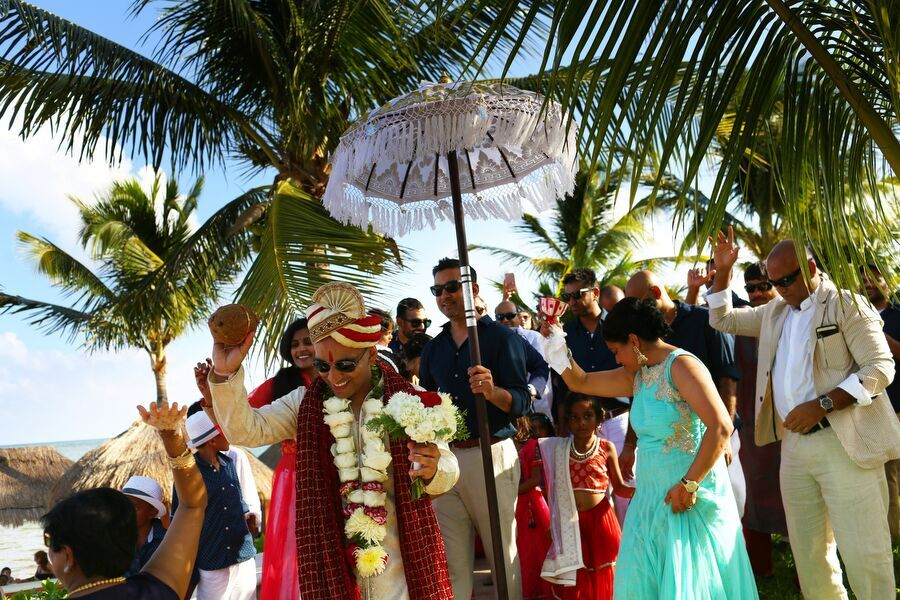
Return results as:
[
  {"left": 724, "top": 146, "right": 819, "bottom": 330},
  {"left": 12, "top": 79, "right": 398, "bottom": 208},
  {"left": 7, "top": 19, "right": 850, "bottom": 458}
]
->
[{"left": 0, "top": 2, "right": 716, "bottom": 445}]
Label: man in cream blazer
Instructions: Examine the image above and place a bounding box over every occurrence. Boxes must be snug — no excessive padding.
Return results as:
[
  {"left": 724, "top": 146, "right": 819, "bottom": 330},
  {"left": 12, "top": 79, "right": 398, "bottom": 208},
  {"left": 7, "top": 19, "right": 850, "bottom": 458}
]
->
[{"left": 706, "top": 230, "right": 899, "bottom": 600}]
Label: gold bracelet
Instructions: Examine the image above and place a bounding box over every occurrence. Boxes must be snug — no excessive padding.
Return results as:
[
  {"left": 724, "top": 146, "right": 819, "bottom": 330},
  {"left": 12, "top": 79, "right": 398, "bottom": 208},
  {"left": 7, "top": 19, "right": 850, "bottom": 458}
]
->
[{"left": 167, "top": 448, "right": 195, "bottom": 470}]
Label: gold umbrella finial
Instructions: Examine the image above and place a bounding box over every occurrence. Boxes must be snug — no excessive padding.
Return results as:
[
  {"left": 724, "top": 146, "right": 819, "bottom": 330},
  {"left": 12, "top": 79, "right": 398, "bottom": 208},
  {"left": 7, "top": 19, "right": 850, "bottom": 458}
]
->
[{"left": 439, "top": 71, "right": 451, "bottom": 84}]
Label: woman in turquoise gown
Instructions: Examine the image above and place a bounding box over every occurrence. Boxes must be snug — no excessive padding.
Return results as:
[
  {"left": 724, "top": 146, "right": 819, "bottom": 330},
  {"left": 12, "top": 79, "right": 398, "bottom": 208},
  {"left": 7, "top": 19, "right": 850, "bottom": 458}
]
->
[{"left": 543, "top": 298, "right": 757, "bottom": 599}]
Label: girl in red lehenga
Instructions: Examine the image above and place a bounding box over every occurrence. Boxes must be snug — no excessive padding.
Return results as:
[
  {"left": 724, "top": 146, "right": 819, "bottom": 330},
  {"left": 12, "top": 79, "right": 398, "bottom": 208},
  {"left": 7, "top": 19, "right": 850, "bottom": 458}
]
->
[
  {"left": 515, "top": 417, "right": 552, "bottom": 599},
  {"left": 539, "top": 394, "right": 634, "bottom": 600},
  {"left": 248, "top": 318, "right": 316, "bottom": 600}
]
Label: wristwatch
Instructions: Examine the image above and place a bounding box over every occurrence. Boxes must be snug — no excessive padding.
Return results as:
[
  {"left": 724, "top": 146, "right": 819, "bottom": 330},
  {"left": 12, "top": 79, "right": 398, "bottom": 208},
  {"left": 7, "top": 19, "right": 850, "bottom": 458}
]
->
[
  {"left": 680, "top": 477, "right": 699, "bottom": 493},
  {"left": 817, "top": 394, "right": 834, "bottom": 413}
]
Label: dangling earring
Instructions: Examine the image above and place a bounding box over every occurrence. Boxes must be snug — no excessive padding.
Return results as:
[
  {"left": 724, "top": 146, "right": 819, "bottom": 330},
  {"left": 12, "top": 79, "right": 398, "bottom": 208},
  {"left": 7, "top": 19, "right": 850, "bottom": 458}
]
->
[{"left": 632, "top": 345, "right": 648, "bottom": 367}]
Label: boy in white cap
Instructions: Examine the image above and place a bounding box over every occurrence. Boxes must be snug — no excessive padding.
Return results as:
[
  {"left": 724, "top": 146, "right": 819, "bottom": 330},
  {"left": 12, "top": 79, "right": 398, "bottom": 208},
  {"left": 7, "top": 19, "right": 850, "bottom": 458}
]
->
[
  {"left": 178, "top": 410, "right": 256, "bottom": 600},
  {"left": 121, "top": 475, "right": 167, "bottom": 576}
]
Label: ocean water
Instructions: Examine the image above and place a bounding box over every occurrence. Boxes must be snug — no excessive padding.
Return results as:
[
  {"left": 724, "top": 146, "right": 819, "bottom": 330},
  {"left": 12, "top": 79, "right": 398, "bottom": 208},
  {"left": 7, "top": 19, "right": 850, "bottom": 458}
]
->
[
  {"left": 0, "top": 439, "right": 103, "bottom": 577},
  {"left": 0, "top": 438, "right": 269, "bottom": 577}
]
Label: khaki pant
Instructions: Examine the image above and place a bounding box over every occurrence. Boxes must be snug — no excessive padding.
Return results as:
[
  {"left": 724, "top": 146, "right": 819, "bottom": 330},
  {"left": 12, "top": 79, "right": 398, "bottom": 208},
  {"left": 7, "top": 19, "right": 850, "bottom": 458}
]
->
[
  {"left": 886, "top": 457, "right": 900, "bottom": 540},
  {"left": 887, "top": 413, "right": 900, "bottom": 540},
  {"left": 781, "top": 428, "right": 895, "bottom": 600},
  {"left": 433, "top": 439, "right": 522, "bottom": 600}
]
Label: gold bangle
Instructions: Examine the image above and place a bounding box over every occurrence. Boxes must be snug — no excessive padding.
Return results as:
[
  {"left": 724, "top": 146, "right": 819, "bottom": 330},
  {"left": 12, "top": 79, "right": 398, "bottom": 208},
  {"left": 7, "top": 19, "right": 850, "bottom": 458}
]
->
[{"left": 167, "top": 448, "right": 195, "bottom": 470}]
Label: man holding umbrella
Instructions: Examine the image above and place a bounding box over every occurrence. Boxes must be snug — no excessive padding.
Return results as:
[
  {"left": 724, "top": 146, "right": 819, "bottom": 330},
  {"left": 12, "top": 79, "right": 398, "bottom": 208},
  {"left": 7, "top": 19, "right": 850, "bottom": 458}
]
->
[{"left": 420, "top": 258, "right": 529, "bottom": 600}]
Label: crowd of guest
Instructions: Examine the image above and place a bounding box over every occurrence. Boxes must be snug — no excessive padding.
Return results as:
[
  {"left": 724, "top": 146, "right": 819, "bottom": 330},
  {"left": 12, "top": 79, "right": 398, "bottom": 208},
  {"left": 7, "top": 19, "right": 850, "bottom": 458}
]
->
[{"left": 18, "top": 231, "right": 899, "bottom": 600}]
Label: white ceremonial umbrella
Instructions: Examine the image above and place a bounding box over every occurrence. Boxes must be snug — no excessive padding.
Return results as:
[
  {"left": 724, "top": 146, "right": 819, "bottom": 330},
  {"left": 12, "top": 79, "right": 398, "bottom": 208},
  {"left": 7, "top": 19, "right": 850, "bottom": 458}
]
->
[{"left": 323, "top": 76, "right": 578, "bottom": 599}]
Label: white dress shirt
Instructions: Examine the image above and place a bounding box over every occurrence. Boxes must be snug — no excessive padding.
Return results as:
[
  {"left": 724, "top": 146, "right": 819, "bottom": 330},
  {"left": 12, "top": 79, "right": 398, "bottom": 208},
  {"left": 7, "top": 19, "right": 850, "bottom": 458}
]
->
[
  {"left": 707, "top": 283, "right": 871, "bottom": 420},
  {"left": 226, "top": 447, "right": 262, "bottom": 523},
  {"left": 770, "top": 289, "right": 821, "bottom": 419}
]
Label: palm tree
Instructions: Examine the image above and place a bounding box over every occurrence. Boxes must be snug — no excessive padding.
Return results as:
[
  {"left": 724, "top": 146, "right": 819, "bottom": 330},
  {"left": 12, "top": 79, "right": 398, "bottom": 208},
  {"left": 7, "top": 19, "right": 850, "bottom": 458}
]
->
[
  {"left": 0, "top": 0, "right": 551, "bottom": 358},
  {"left": 460, "top": 0, "right": 900, "bottom": 280},
  {"left": 471, "top": 160, "right": 662, "bottom": 296},
  {"left": 0, "top": 175, "right": 251, "bottom": 404}
]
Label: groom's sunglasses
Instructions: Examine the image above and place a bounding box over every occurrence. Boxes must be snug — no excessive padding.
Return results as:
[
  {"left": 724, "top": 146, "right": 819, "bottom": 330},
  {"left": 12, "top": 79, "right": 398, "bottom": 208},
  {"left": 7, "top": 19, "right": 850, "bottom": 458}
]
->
[{"left": 312, "top": 350, "right": 368, "bottom": 374}]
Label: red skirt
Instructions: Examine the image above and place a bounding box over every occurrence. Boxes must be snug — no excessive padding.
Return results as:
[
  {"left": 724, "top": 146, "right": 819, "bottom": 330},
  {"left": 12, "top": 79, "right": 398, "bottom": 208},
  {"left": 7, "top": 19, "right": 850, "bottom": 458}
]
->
[
  {"left": 550, "top": 497, "right": 621, "bottom": 600},
  {"left": 260, "top": 444, "right": 300, "bottom": 600},
  {"left": 517, "top": 488, "right": 552, "bottom": 599}
]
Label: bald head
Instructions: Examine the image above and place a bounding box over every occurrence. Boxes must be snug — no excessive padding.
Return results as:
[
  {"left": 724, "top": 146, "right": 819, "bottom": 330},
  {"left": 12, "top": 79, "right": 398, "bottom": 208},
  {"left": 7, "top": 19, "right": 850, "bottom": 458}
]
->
[
  {"left": 765, "top": 240, "right": 817, "bottom": 309},
  {"left": 599, "top": 285, "right": 624, "bottom": 313},
  {"left": 625, "top": 270, "right": 672, "bottom": 311},
  {"left": 494, "top": 300, "right": 521, "bottom": 327}
]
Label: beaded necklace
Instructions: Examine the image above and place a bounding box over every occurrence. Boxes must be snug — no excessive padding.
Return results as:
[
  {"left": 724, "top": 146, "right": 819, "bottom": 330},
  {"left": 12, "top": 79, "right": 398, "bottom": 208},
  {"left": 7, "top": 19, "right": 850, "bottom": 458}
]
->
[
  {"left": 569, "top": 435, "right": 599, "bottom": 461},
  {"left": 68, "top": 577, "right": 126, "bottom": 596}
]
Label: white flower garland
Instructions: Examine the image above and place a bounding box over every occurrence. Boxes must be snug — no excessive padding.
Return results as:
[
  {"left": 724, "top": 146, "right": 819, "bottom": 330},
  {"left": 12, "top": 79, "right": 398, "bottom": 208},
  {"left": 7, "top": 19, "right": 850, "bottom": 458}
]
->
[{"left": 323, "top": 394, "right": 392, "bottom": 578}]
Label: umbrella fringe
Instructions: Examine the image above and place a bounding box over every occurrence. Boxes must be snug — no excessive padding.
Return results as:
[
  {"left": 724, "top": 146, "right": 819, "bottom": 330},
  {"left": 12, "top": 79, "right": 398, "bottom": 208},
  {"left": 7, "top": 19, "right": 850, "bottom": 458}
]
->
[{"left": 324, "top": 161, "right": 575, "bottom": 239}]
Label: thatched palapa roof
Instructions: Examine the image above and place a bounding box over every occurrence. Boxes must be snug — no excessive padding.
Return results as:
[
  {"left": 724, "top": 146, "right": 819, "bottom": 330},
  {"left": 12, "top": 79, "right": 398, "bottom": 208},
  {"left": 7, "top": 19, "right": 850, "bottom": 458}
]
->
[
  {"left": 0, "top": 446, "right": 73, "bottom": 526},
  {"left": 50, "top": 421, "right": 274, "bottom": 518}
]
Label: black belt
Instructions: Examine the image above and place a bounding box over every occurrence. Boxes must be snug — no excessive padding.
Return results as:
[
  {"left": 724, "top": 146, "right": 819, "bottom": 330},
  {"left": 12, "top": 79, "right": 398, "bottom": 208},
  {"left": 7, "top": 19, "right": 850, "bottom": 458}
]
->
[{"left": 802, "top": 418, "right": 831, "bottom": 435}]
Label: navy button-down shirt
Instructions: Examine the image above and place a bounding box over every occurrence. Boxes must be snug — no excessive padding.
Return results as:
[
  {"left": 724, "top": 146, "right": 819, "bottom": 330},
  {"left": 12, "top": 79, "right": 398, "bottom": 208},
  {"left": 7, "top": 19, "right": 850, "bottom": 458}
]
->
[
  {"left": 881, "top": 303, "right": 900, "bottom": 412},
  {"left": 667, "top": 301, "right": 739, "bottom": 382},
  {"left": 172, "top": 452, "right": 255, "bottom": 571},
  {"left": 552, "top": 316, "right": 625, "bottom": 413},
  {"left": 420, "top": 316, "right": 529, "bottom": 439},
  {"left": 124, "top": 518, "right": 166, "bottom": 577}
]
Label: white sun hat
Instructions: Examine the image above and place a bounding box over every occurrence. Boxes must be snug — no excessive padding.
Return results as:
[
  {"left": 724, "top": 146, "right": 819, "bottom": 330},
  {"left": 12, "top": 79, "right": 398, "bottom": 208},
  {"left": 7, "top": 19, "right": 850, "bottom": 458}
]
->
[
  {"left": 121, "top": 475, "right": 167, "bottom": 519},
  {"left": 186, "top": 411, "right": 220, "bottom": 448}
]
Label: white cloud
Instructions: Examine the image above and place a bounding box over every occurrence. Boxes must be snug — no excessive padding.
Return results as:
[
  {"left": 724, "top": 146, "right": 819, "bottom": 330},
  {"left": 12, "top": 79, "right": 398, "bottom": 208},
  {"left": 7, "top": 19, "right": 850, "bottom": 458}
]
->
[
  {"left": 0, "top": 124, "right": 136, "bottom": 251},
  {"left": 0, "top": 328, "right": 270, "bottom": 446}
]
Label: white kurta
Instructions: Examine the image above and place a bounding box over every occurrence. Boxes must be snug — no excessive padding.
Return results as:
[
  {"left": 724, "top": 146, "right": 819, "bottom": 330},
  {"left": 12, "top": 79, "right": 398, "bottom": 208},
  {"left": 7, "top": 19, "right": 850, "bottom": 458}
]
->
[{"left": 209, "top": 367, "right": 460, "bottom": 600}]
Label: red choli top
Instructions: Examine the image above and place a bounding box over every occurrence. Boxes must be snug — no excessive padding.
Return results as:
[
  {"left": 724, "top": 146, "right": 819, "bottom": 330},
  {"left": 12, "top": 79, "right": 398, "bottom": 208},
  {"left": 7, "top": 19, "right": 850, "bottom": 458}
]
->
[{"left": 568, "top": 440, "right": 609, "bottom": 494}]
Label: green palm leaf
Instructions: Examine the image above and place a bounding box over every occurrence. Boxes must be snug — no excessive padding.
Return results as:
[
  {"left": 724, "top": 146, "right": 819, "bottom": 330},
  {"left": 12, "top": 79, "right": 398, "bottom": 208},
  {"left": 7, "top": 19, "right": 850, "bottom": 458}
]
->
[
  {"left": 0, "top": 292, "right": 92, "bottom": 341},
  {"left": 235, "top": 179, "right": 403, "bottom": 366},
  {"left": 458, "top": 0, "right": 900, "bottom": 282},
  {"left": 15, "top": 232, "right": 115, "bottom": 307}
]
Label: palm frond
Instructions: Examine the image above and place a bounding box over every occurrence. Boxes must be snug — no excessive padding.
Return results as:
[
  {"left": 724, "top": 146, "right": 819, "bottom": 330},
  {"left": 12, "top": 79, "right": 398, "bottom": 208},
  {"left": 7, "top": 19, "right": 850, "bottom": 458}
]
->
[
  {"left": 235, "top": 179, "right": 404, "bottom": 366},
  {"left": 15, "top": 232, "right": 115, "bottom": 308},
  {"left": 0, "top": 292, "right": 92, "bottom": 342},
  {"left": 462, "top": 0, "right": 900, "bottom": 284},
  {"left": 0, "top": 0, "right": 266, "bottom": 169}
]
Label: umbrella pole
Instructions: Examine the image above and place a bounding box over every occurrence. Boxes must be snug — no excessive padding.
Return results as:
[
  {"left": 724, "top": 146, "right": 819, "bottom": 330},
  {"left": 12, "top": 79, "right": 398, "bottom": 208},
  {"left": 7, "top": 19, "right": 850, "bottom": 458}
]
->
[{"left": 447, "top": 149, "right": 510, "bottom": 599}]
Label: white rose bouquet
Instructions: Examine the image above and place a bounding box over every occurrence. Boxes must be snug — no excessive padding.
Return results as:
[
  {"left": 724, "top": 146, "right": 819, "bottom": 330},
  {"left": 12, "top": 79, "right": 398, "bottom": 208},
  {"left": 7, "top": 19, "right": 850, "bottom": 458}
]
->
[{"left": 367, "top": 390, "right": 469, "bottom": 498}]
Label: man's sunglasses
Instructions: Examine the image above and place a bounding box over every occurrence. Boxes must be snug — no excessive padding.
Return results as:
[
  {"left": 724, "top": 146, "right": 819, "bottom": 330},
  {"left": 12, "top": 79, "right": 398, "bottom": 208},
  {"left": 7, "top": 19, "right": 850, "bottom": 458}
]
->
[
  {"left": 43, "top": 531, "right": 52, "bottom": 547},
  {"left": 495, "top": 312, "right": 517, "bottom": 321},
  {"left": 312, "top": 350, "right": 368, "bottom": 374},
  {"left": 404, "top": 318, "right": 432, "bottom": 328},
  {"left": 430, "top": 280, "right": 462, "bottom": 296},
  {"left": 745, "top": 281, "right": 774, "bottom": 294},
  {"left": 768, "top": 267, "right": 803, "bottom": 289},
  {"left": 559, "top": 287, "right": 591, "bottom": 302}
]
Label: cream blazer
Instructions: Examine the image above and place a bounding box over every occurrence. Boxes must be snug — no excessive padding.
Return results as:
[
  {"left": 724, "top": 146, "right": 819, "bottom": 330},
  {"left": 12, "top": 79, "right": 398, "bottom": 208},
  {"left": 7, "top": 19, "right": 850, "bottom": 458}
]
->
[{"left": 709, "top": 280, "right": 899, "bottom": 469}]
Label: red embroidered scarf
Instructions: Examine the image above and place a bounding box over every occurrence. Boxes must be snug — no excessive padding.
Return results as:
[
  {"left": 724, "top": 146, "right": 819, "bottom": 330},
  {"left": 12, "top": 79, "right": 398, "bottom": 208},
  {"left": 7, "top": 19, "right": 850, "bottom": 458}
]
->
[{"left": 294, "top": 361, "right": 453, "bottom": 599}]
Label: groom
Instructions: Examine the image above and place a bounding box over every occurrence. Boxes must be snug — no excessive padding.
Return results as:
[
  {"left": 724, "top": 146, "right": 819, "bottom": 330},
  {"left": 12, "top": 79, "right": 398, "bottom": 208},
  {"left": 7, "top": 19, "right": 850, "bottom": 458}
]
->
[{"left": 206, "top": 282, "right": 459, "bottom": 600}]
